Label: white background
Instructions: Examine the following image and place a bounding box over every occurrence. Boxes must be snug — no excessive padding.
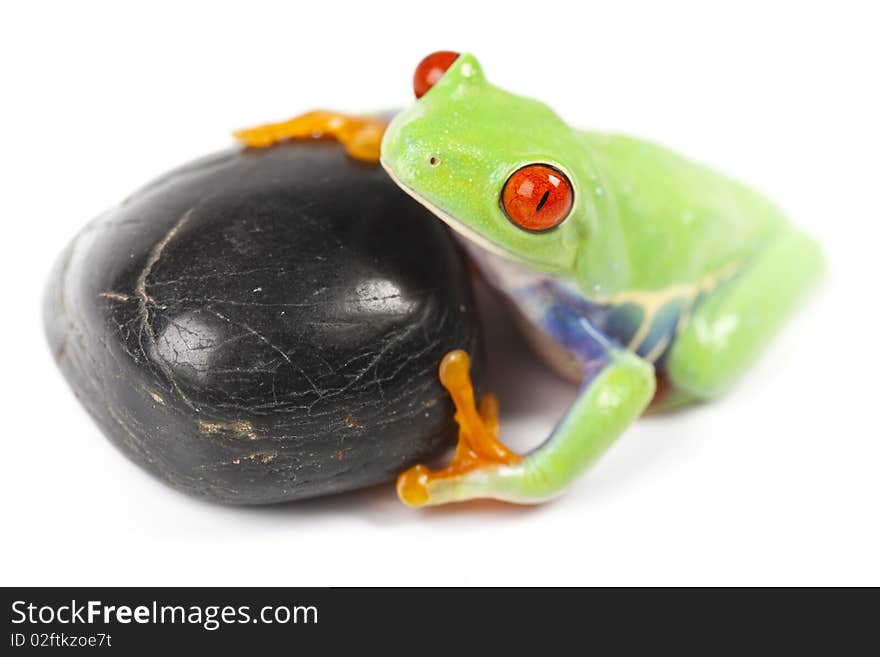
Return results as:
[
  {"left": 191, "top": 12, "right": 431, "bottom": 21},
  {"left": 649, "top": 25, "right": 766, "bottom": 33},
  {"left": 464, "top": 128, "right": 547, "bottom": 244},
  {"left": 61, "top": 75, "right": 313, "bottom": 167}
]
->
[{"left": 1, "top": 1, "right": 877, "bottom": 586}]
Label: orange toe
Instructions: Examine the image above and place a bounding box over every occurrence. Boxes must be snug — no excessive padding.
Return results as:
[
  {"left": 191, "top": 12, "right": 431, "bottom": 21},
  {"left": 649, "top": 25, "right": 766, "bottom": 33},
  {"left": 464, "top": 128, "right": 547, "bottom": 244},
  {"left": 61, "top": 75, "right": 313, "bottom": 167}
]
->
[
  {"left": 234, "top": 110, "right": 387, "bottom": 162},
  {"left": 395, "top": 350, "right": 521, "bottom": 506}
]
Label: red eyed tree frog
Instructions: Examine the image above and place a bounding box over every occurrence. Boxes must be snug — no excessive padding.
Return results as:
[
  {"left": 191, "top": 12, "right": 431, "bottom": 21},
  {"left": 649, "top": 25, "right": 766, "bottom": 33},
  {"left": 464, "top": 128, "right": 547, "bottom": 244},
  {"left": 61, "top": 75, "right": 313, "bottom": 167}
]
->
[{"left": 236, "top": 52, "right": 824, "bottom": 508}]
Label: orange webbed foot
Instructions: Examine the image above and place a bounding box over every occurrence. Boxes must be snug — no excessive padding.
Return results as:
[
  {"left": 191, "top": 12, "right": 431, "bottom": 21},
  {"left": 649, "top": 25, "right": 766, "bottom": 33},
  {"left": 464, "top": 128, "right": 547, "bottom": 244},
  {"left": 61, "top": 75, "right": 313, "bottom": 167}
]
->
[
  {"left": 396, "top": 350, "right": 522, "bottom": 507},
  {"left": 234, "top": 110, "right": 387, "bottom": 162}
]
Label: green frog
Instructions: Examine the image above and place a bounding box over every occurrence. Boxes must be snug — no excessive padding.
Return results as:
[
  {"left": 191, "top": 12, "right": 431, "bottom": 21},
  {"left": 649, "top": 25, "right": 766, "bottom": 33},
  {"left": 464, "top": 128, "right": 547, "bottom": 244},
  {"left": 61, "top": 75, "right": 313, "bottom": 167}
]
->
[{"left": 237, "top": 51, "right": 824, "bottom": 508}]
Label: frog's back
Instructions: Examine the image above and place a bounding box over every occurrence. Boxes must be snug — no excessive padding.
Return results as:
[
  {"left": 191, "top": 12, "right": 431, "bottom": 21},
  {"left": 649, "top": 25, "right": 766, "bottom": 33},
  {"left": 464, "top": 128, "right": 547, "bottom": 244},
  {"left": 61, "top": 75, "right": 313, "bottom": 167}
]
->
[{"left": 579, "top": 132, "right": 788, "bottom": 288}]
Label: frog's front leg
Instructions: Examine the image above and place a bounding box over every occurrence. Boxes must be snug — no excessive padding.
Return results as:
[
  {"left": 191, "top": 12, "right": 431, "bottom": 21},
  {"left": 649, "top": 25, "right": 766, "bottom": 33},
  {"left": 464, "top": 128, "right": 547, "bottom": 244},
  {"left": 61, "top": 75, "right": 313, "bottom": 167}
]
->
[
  {"left": 234, "top": 110, "right": 387, "bottom": 162},
  {"left": 666, "top": 229, "right": 824, "bottom": 399},
  {"left": 397, "top": 338, "right": 655, "bottom": 507}
]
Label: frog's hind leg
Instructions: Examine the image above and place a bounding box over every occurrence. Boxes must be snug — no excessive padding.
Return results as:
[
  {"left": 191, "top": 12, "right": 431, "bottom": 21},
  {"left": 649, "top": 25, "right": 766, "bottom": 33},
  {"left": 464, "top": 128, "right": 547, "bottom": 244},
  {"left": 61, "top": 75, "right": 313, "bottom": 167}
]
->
[
  {"left": 666, "top": 229, "right": 824, "bottom": 399},
  {"left": 233, "top": 110, "right": 387, "bottom": 162}
]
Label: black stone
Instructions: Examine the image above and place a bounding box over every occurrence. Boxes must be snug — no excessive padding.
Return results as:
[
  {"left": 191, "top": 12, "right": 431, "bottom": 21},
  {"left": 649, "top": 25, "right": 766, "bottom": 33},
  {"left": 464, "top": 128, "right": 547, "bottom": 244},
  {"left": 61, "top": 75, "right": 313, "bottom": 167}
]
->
[{"left": 44, "top": 141, "right": 482, "bottom": 504}]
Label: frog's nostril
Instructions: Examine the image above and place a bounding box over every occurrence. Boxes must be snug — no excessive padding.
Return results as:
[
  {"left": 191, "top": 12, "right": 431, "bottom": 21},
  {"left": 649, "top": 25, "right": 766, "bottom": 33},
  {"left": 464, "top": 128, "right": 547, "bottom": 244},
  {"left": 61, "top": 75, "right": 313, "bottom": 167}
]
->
[{"left": 429, "top": 156, "right": 441, "bottom": 167}]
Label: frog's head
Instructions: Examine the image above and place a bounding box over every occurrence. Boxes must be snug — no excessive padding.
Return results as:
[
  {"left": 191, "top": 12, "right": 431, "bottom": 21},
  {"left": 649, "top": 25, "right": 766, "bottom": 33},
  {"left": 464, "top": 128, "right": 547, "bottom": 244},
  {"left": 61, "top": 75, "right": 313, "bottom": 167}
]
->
[{"left": 381, "top": 52, "right": 599, "bottom": 277}]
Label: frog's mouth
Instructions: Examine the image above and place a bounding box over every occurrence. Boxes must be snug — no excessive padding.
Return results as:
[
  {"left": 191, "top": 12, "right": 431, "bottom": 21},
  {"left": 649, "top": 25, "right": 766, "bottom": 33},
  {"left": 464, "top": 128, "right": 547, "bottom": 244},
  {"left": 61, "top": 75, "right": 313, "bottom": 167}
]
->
[{"left": 380, "top": 157, "right": 515, "bottom": 262}]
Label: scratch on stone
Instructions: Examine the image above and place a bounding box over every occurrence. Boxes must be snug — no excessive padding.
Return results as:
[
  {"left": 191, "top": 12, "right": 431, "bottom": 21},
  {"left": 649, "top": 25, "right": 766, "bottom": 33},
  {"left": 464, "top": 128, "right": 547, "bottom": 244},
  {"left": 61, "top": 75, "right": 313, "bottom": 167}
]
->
[
  {"left": 198, "top": 419, "right": 258, "bottom": 441},
  {"left": 136, "top": 208, "right": 193, "bottom": 315},
  {"left": 309, "top": 320, "right": 421, "bottom": 412},
  {"left": 106, "top": 405, "right": 150, "bottom": 462},
  {"left": 99, "top": 291, "right": 132, "bottom": 301},
  {"left": 225, "top": 452, "right": 277, "bottom": 465},
  {"left": 134, "top": 208, "right": 195, "bottom": 407},
  {"left": 206, "top": 308, "right": 291, "bottom": 364}
]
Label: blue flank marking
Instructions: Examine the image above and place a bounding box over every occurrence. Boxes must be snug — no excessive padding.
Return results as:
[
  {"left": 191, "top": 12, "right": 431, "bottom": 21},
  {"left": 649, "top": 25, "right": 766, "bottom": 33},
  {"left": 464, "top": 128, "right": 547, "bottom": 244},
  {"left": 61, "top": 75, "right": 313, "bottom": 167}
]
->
[{"left": 520, "top": 280, "right": 686, "bottom": 383}]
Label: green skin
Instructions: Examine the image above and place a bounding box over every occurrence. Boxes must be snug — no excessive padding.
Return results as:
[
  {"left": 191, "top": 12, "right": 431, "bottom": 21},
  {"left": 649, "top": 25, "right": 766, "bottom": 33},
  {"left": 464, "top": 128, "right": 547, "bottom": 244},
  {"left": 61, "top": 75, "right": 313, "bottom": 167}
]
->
[{"left": 380, "top": 54, "right": 824, "bottom": 505}]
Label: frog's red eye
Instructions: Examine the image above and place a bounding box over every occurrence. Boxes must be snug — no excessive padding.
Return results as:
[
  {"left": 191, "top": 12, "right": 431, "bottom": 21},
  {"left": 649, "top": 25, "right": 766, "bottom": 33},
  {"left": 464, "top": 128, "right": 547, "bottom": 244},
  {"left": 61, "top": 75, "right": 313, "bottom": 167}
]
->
[
  {"left": 501, "top": 164, "right": 574, "bottom": 232},
  {"left": 413, "top": 51, "right": 459, "bottom": 99}
]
